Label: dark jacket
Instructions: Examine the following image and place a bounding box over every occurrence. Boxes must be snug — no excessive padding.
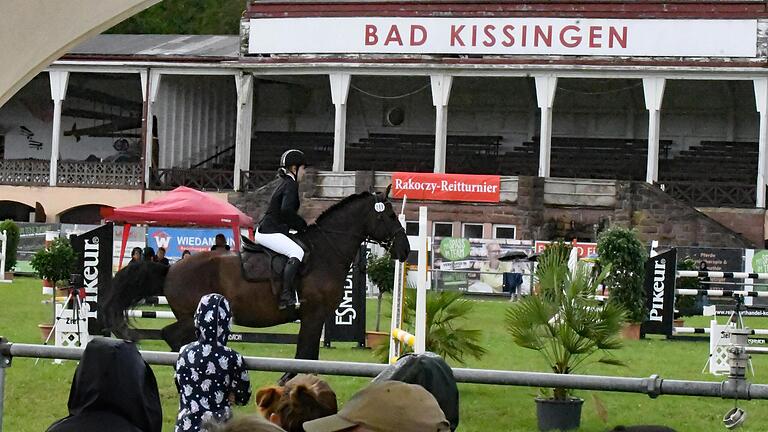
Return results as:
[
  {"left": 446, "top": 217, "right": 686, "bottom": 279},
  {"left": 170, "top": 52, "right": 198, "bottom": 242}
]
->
[
  {"left": 258, "top": 174, "right": 307, "bottom": 235},
  {"left": 373, "top": 352, "right": 460, "bottom": 431},
  {"left": 174, "top": 294, "right": 252, "bottom": 432},
  {"left": 46, "top": 338, "right": 163, "bottom": 432}
]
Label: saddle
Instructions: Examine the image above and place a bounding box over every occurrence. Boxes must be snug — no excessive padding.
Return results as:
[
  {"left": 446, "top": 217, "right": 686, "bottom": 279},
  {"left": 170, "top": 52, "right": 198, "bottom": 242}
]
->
[{"left": 239, "top": 235, "right": 309, "bottom": 294}]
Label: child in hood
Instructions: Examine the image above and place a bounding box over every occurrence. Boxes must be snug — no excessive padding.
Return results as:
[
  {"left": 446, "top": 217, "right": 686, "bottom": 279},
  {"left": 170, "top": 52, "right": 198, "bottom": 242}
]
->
[{"left": 174, "top": 293, "right": 252, "bottom": 432}]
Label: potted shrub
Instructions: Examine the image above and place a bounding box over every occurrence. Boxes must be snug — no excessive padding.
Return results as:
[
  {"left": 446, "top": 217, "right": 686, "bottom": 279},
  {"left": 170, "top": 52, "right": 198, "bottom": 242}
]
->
[
  {"left": 375, "top": 289, "right": 487, "bottom": 364},
  {"left": 597, "top": 227, "right": 647, "bottom": 339},
  {"left": 366, "top": 252, "right": 396, "bottom": 347},
  {"left": 506, "top": 241, "right": 626, "bottom": 431},
  {"left": 0, "top": 219, "right": 20, "bottom": 280},
  {"left": 30, "top": 237, "right": 77, "bottom": 340}
]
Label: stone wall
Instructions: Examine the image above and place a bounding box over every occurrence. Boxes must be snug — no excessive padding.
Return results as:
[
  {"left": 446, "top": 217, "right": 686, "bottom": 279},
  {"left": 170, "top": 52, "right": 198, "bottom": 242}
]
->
[{"left": 229, "top": 172, "right": 763, "bottom": 248}]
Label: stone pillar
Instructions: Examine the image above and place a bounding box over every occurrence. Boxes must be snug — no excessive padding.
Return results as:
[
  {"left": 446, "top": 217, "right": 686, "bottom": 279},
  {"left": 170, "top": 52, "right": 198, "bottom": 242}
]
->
[
  {"left": 643, "top": 77, "right": 666, "bottom": 184},
  {"left": 140, "top": 70, "right": 161, "bottom": 186},
  {"left": 430, "top": 75, "right": 453, "bottom": 173},
  {"left": 330, "top": 73, "right": 351, "bottom": 172},
  {"left": 234, "top": 73, "right": 254, "bottom": 191},
  {"left": 48, "top": 71, "right": 69, "bottom": 186},
  {"left": 534, "top": 75, "right": 557, "bottom": 178},
  {"left": 754, "top": 78, "right": 768, "bottom": 208}
]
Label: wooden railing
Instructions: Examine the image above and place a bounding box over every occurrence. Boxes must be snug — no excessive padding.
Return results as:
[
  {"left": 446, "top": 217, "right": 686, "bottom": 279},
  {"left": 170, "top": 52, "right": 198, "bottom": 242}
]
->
[
  {"left": 661, "top": 181, "right": 757, "bottom": 208},
  {"left": 151, "top": 168, "right": 235, "bottom": 191},
  {"left": 0, "top": 159, "right": 50, "bottom": 186},
  {"left": 240, "top": 170, "right": 276, "bottom": 191},
  {"left": 58, "top": 161, "right": 142, "bottom": 188}
]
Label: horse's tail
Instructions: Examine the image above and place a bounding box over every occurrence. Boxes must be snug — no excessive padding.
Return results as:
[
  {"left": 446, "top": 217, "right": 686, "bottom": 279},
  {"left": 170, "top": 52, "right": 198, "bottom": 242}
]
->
[{"left": 101, "top": 262, "right": 169, "bottom": 339}]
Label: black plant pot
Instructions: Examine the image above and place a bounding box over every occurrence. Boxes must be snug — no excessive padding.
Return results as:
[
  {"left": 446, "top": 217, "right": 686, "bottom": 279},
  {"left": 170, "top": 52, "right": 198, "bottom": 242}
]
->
[{"left": 535, "top": 397, "right": 584, "bottom": 431}]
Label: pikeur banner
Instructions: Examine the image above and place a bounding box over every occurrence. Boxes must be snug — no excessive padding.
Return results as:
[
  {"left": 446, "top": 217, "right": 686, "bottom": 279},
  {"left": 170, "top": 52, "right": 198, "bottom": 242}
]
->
[
  {"left": 392, "top": 172, "right": 501, "bottom": 203},
  {"left": 70, "top": 223, "right": 113, "bottom": 336},
  {"left": 324, "top": 245, "right": 367, "bottom": 347},
  {"left": 641, "top": 248, "right": 677, "bottom": 338}
]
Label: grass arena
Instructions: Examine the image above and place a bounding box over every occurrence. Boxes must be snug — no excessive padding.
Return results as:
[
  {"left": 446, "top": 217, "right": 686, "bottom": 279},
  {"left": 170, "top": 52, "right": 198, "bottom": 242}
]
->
[{"left": 1, "top": 276, "right": 768, "bottom": 431}]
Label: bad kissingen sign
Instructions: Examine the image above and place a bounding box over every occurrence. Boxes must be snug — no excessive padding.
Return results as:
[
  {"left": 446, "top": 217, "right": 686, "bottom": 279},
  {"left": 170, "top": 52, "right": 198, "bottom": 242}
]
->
[{"left": 248, "top": 18, "right": 757, "bottom": 57}]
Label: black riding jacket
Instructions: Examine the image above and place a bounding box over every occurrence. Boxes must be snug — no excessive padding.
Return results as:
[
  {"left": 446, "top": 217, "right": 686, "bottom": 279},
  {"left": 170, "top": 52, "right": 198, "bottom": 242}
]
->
[{"left": 258, "top": 174, "right": 307, "bottom": 235}]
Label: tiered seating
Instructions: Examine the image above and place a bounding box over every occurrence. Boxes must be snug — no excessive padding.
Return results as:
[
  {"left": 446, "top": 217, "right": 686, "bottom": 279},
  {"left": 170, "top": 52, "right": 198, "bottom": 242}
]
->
[
  {"left": 659, "top": 141, "right": 757, "bottom": 183},
  {"left": 249, "top": 131, "right": 333, "bottom": 170},
  {"left": 501, "top": 137, "right": 660, "bottom": 180},
  {"left": 346, "top": 133, "right": 502, "bottom": 173}
]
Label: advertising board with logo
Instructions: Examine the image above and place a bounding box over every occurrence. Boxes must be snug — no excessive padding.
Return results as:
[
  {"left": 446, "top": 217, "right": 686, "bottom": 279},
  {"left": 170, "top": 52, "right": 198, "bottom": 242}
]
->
[
  {"left": 70, "top": 224, "right": 113, "bottom": 335},
  {"left": 432, "top": 237, "right": 534, "bottom": 294},
  {"left": 535, "top": 240, "right": 597, "bottom": 259},
  {"left": 147, "top": 228, "right": 236, "bottom": 261}
]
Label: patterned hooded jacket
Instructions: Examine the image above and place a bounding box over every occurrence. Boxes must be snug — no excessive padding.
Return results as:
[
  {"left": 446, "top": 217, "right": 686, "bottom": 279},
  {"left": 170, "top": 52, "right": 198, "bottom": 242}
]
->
[{"left": 174, "top": 294, "right": 252, "bottom": 432}]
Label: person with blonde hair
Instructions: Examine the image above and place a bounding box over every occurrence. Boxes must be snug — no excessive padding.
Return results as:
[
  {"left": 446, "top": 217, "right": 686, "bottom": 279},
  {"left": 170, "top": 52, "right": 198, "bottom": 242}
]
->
[{"left": 256, "top": 374, "right": 338, "bottom": 432}]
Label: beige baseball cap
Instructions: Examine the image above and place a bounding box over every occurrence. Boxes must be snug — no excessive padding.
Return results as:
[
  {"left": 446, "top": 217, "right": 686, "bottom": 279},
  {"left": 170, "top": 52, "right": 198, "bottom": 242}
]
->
[{"left": 303, "top": 381, "right": 450, "bottom": 432}]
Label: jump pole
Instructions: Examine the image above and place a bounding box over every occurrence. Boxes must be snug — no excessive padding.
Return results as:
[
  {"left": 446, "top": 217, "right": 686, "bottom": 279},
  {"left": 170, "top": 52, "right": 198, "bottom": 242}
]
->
[
  {"left": 0, "top": 231, "right": 9, "bottom": 284},
  {"left": 388, "top": 197, "right": 407, "bottom": 362},
  {"left": 414, "top": 206, "right": 428, "bottom": 354}
]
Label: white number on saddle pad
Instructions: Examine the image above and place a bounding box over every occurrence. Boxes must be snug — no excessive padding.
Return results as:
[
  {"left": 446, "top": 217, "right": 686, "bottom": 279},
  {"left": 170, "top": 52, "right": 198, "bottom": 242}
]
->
[{"left": 374, "top": 202, "right": 385, "bottom": 213}]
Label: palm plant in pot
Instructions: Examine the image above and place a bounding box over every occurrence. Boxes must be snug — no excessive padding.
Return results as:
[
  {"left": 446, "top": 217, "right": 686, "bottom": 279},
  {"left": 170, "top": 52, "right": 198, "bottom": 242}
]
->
[{"left": 505, "top": 241, "right": 626, "bottom": 431}]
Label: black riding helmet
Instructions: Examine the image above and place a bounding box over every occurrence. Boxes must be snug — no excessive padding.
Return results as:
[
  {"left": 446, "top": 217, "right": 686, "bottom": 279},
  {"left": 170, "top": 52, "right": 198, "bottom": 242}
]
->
[{"left": 280, "top": 149, "right": 307, "bottom": 169}]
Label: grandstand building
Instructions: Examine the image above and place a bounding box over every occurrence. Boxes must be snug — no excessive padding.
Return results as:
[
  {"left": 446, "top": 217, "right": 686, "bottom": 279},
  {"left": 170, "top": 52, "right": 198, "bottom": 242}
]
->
[{"left": 1, "top": 1, "right": 768, "bottom": 247}]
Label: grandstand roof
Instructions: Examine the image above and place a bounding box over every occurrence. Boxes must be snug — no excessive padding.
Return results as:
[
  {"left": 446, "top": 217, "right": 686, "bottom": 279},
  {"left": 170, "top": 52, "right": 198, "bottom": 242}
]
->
[{"left": 65, "top": 34, "right": 239, "bottom": 61}]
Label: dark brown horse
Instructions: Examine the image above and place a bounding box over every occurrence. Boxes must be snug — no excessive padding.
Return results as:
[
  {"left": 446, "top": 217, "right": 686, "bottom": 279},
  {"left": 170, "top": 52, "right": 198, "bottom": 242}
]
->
[{"left": 102, "top": 189, "right": 410, "bottom": 368}]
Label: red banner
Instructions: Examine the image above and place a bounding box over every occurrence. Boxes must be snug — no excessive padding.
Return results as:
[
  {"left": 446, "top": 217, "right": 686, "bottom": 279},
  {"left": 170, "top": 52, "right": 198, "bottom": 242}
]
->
[
  {"left": 391, "top": 172, "right": 501, "bottom": 203},
  {"left": 535, "top": 240, "right": 598, "bottom": 259}
]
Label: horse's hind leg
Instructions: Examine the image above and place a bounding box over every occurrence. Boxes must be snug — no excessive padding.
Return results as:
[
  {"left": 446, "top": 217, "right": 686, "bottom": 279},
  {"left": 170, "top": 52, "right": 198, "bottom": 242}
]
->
[{"left": 161, "top": 319, "right": 196, "bottom": 352}]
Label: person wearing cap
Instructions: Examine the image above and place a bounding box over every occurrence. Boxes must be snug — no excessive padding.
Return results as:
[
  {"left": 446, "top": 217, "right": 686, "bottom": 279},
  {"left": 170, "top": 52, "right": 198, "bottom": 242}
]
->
[
  {"left": 302, "top": 381, "right": 450, "bottom": 432},
  {"left": 255, "top": 149, "right": 308, "bottom": 310}
]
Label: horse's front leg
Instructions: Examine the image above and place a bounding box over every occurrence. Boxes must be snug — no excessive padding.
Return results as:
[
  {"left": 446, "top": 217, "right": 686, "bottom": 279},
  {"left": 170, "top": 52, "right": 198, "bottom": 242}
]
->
[{"left": 277, "top": 315, "right": 325, "bottom": 385}]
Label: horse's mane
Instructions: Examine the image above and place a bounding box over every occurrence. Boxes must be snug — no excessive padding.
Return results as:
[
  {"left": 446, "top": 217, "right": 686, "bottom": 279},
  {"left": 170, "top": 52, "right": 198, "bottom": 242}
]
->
[{"left": 313, "top": 191, "right": 373, "bottom": 226}]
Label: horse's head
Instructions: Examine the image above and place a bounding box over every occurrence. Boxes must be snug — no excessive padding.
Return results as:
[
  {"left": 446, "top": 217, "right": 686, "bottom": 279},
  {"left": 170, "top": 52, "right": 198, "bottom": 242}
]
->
[{"left": 365, "top": 185, "right": 410, "bottom": 262}]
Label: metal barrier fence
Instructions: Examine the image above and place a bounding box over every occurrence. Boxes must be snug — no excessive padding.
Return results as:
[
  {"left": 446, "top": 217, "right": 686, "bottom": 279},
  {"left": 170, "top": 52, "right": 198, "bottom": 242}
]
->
[{"left": 2, "top": 338, "right": 768, "bottom": 431}]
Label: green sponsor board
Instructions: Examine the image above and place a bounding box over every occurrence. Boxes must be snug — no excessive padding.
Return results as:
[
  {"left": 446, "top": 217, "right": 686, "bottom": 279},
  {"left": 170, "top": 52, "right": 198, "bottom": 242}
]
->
[{"left": 439, "top": 237, "right": 471, "bottom": 261}]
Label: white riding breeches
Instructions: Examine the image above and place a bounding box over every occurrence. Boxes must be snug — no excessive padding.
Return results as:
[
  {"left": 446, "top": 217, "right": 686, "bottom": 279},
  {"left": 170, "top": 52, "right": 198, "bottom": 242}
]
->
[{"left": 254, "top": 229, "right": 305, "bottom": 261}]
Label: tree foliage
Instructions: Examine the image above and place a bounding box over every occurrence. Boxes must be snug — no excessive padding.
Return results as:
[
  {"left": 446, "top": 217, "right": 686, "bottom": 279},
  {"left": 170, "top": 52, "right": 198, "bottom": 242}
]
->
[
  {"left": 597, "top": 227, "right": 647, "bottom": 323},
  {"left": 108, "top": 0, "right": 245, "bottom": 35},
  {"left": 0, "top": 220, "right": 20, "bottom": 272},
  {"left": 506, "top": 246, "right": 626, "bottom": 400},
  {"left": 367, "top": 252, "right": 396, "bottom": 332}
]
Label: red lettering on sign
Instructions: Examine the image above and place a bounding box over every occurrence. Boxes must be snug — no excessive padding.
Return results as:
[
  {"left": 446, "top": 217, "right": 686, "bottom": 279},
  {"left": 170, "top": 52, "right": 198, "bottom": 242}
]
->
[
  {"left": 609, "top": 26, "right": 628, "bottom": 48},
  {"left": 534, "top": 25, "right": 552, "bottom": 47},
  {"left": 365, "top": 25, "right": 378, "bottom": 46},
  {"left": 450, "top": 25, "right": 465, "bottom": 46},
  {"left": 483, "top": 25, "right": 496, "bottom": 47},
  {"left": 502, "top": 25, "right": 515, "bottom": 47},
  {"left": 559, "top": 25, "right": 581, "bottom": 48},
  {"left": 384, "top": 25, "right": 403, "bottom": 46},
  {"left": 589, "top": 26, "right": 603, "bottom": 48},
  {"left": 410, "top": 25, "right": 427, "bottom": 46}
]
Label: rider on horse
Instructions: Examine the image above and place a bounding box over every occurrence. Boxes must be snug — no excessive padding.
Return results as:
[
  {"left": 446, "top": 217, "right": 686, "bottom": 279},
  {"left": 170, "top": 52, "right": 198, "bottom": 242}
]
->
[{"left": 254, "top": 149, "right": 308, "bottom": 310}]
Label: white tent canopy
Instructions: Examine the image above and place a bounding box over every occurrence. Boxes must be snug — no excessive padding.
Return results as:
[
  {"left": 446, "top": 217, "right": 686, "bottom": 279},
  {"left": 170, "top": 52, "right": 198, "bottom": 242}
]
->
[{"left": 0, "top": 0, "right": 159, "bottom": 108}]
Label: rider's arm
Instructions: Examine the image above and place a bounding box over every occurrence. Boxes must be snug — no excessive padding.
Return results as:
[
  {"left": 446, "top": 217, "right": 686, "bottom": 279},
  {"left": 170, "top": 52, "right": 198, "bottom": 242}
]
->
[{"left": 280, "top": 180, "right": 308, "bottom": 231}]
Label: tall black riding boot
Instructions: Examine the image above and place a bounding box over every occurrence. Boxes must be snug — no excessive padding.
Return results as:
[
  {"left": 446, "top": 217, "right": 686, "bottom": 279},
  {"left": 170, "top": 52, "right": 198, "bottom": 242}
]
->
[{"left": 279, "top": 257, "right": 301, "bottom": 310}]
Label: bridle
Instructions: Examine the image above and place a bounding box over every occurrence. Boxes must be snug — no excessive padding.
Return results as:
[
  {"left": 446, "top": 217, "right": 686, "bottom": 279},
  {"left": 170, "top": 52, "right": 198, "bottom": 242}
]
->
[{"left": 314, "top": 195, "right": 406, "bottom": 260}]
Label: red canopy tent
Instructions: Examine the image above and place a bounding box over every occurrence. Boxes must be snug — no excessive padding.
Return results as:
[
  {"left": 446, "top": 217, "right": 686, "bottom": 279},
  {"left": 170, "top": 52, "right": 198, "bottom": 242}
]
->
[{"left": 104, "top": 186, "right": 254, "bottom": 268}]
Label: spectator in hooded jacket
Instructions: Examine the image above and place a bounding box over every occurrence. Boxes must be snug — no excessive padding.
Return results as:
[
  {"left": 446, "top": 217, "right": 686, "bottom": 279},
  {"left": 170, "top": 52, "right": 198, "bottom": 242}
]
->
[
  {"left": 174, "top": 293, "right": 252, "bottom": 432},
  {"left": 46, "top": 337, "right": 162, "bottom": 432}
]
